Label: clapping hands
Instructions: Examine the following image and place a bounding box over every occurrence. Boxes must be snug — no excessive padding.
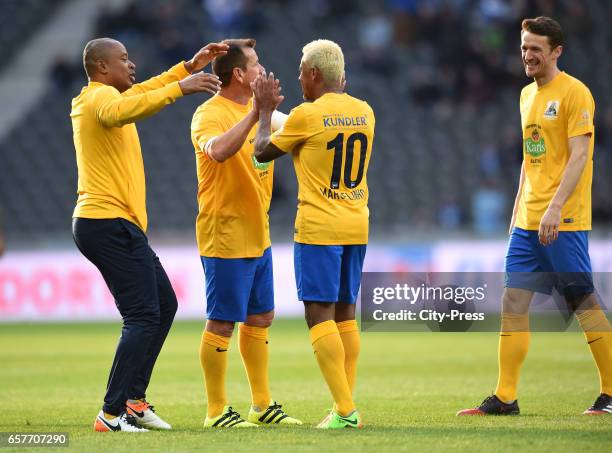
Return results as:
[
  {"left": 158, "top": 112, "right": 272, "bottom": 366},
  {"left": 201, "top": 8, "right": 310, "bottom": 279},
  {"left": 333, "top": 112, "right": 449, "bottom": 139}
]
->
[{"left": 251, "top": 71, "right": 284, "bottom": 112}]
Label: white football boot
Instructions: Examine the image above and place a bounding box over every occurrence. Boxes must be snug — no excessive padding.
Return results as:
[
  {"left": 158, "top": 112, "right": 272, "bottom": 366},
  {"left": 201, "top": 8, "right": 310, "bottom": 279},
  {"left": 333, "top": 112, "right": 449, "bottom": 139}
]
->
[
  {"left": 93, "top": 410, "right": 148, "bottom": 432},
  {"left": 126, "top": 400, "right": 172, "bottom": 430}
]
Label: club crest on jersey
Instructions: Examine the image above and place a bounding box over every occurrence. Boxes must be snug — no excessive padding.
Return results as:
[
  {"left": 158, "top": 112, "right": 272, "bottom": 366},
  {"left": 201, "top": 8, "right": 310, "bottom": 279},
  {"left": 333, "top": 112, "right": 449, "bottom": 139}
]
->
[
  {"left": 543, "top": 100, "right": 559, "bottom": 119},
  {"left": 525, "top": 127, "right": 546, "bottom": 157}
]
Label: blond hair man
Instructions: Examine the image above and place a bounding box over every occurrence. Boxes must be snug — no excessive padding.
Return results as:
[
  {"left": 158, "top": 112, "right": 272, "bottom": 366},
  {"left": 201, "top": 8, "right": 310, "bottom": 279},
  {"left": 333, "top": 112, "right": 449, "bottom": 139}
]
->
[{"left": 252, "top": 39, "right": 375, "bottom": 428}]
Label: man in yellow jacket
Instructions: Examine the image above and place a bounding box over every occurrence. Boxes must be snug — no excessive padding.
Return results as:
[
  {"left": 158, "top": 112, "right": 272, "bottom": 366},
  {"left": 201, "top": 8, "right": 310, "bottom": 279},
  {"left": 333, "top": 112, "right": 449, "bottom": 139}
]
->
[{"left": 71, "top": 37, "right": 227, "bottom": 432}]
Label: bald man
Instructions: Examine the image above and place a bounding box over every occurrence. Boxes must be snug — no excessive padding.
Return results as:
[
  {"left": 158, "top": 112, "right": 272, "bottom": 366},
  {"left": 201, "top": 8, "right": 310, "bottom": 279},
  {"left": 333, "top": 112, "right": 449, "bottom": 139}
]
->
[{"left": 71, "top": 38, "right": 227, "bottom": 432}]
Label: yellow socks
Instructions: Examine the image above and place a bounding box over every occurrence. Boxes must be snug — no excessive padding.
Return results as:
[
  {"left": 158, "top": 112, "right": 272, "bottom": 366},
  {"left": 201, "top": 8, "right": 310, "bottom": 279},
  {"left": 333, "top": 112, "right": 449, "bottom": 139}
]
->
[
  {"left": 576, "top": 309, "right": 612, "bottom": 395},
  {"left": 200, "top": 325, "right": 274, "bottom": 417},
  {"left": 310, "top": 320, "right": 355, "bottom": 416},
  {"left": 200, "top": 330, "right": 230, "bottom": 418},
  {"left": 239, "top": 324, "right": 271, "bottom": 410},
  {"left": 337, "top": 320, "right": 360, "bottom": 394},
  {"left": 495, "top": 313, "right": 530, "bottom": 403},
  {"left": 494, "top": 308, "right": 612, "bottom": 401}
]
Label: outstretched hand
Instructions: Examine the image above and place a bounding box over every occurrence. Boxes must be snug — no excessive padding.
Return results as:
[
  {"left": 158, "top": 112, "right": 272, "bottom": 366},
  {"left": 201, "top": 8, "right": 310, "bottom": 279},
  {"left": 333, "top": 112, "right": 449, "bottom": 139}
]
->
[
  {"left": 179, "top": 71, "right": 221, "bottom": 95},
  {"left": 185, "top": 42, "right": 229, "bottom": 73},
  {"left": 251, "top": 71, "right": 284, "bottom": 112}
]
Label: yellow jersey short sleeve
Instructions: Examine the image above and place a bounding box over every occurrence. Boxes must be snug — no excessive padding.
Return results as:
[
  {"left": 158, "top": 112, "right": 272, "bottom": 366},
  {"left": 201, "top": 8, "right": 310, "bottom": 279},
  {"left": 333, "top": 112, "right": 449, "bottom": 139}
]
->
[
  {"left": 516, "top": 72, "right": 595, "bottom": 231},
  {"left": 270, "top": 104, "right": 311, "bottom": 153},
  {"left": 566, "top": 82, "right": 595, "bottom": 138},
  {"left": 191, "top": 94, "right": 273, "bottom": 258},
  {"left": 191, "top": 104, "right": 225, "bottom": 159},
  {"left": 271, "top": 92, "right": 375, "bottom": 245}
]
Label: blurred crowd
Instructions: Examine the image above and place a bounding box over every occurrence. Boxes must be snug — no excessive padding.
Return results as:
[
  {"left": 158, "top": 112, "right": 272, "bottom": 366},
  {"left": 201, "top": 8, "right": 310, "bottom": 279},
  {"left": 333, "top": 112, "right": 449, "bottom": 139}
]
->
[
  {"left": 47, "top": 0, "right": 598, "bottom": 115},
  {"left": 355, "top": 0, "right": 592, "bottom": 108},
  {"left": 43, "top": 0, "right": 610, "bottom": 235}
]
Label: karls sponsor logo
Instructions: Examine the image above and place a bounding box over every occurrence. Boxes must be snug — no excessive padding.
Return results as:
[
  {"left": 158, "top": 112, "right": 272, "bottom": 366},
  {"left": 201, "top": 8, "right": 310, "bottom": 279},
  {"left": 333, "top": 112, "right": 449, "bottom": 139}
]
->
[{"left": 525, "top": 127, "right": 546, "bottom": 158}]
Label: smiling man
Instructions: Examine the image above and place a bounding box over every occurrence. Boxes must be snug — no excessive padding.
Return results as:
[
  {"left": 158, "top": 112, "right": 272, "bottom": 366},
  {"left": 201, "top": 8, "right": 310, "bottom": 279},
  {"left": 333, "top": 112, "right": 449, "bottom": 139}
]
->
[
  {"left": 71, "top": 37, "right": 227, "bottom": 432},
  {"left": 458, "top": 17, "right": 612, "bottom": 416}
]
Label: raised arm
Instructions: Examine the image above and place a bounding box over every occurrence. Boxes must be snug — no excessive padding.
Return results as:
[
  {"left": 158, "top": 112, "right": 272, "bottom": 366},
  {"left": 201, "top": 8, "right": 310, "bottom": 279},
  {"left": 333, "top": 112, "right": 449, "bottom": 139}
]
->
[
  {"left": 96, "top": 72, "right": 221, "bottom": 128},
  {"left": 122, "top": 62, "right": 190, "bottom": 96},
  {"left": 123, "top": 42, "right": 228, "bottom": 96},
  {"left": 252, "top": 72, "right": 286, "bottom": 162}
]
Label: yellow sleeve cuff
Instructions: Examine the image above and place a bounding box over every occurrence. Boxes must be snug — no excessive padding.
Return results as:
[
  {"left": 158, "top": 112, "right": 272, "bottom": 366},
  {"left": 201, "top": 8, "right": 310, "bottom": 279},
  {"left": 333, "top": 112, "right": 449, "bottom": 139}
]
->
[
  {"left": 568, "top": 127, "right": 594, "bottom": 139},
  {"left": 171, "top": 61, "right": 191, "bottom": 79},
  {"left": 269, "top": 134, "right": 290, "bottom": 153},
  {"left": 163, "top": 81, "right": 184, "bottom": 100}
]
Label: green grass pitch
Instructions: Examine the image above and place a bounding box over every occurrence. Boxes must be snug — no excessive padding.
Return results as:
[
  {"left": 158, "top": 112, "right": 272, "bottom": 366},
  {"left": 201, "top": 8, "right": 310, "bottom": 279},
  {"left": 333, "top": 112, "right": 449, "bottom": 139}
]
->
[{"left": 1, "top": 320, "right": 610, "bottom": 452}]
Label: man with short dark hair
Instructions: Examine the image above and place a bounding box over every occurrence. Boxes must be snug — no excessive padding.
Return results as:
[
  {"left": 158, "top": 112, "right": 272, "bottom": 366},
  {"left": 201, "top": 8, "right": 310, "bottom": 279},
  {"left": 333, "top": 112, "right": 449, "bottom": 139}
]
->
[
  {"left": 190, "top": 38, "right": 301, "bottom": 428},
  {"left": 458, "top": 16, "right": 612, "bottom": 416},
  {"left": 72, "top": 37, "right": 227, "bottom": 432}
]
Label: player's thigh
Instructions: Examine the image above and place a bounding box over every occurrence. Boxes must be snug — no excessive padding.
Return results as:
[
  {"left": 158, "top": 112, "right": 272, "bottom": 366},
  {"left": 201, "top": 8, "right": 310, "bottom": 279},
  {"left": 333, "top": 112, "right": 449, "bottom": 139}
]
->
[
  {"left": 335, "top": 302, "right": 356, "bottom": 323},
  {"left": 201, "top": 255, "right": 257, "bottom": 322},
  {"left": 338, "top": 244, "right": 367, "bottom": 305},
  {"left": 548, "top": 231, "right": 594, "bottom": 302},
  {"left": 304, "top": 301, "right": 336, "bottom": 328},
  {"left": 73, "top": 218, "right": 159, "bottom": 320},
  {"left": 151, "top": 252, "right": 178, "bottom": 318},
  {"left": 247, "top": 247, "right": 275, "bottom": 317},
  {"left": 504, "top": 227, "right": 554, "bottom": 295},
  {"left": 294, "top": 242, "right": 342, "bottom": 302}
]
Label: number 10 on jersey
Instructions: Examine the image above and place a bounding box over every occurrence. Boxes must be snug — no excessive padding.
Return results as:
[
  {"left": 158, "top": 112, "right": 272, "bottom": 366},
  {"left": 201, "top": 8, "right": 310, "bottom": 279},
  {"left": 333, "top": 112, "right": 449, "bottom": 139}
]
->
[{"left": 327, "top": 132, "right": 368, "bottom": 190}]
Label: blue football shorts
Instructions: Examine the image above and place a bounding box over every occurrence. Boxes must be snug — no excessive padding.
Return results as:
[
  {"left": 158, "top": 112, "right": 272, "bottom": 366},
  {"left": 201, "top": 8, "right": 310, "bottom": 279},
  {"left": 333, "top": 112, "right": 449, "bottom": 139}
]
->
[
  {"left": 201, "top": 247, "right": 274, "bottom": 322},
  {"left": 294, "top": 242, "right": 367, "bottom": 304},
  {"left": 504, "top": 227, "right": 594, "bottom": 298}
]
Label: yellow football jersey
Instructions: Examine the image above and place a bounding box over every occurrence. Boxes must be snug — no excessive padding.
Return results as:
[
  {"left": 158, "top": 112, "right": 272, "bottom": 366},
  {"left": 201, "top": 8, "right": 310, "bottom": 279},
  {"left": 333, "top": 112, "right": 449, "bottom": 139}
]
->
[
  {"left": 191, "top": 94, "right": 273, "bottom": 258},
  {"left": 270, "top": 92, "right": 375, "bottom": 245},
  {"left": 71, "top": 62, "right": 189, "bottom": 231},
  {"left": 516, "top": 72, "right": 595, "bottom": 231}
]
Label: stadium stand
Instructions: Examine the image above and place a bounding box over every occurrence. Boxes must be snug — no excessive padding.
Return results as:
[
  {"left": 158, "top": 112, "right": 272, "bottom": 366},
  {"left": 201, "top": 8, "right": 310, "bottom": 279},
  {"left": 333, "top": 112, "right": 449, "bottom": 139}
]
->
[
  {"left": 0, "top": 0, "right": 67, "bottom": 71},
  {"left": 0, "top": 0, "right": 611, "bottom": 244}
]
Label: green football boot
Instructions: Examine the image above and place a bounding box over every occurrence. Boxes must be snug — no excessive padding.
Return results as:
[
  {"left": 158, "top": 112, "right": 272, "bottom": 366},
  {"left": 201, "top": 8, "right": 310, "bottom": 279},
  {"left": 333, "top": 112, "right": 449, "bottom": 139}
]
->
[{"left": 316, "top": 410, "right": 363, "bottom": 429}]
